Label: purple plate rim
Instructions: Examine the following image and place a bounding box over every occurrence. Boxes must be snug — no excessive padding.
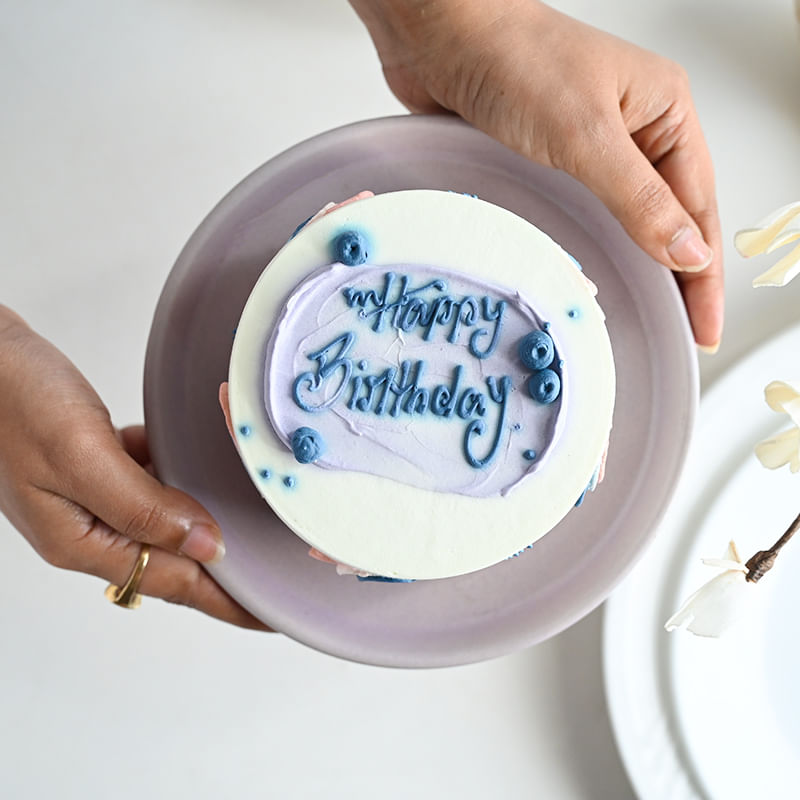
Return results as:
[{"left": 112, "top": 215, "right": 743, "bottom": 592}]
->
[{"left": 144, "top": 115, "right": 699, "bottom": 667}]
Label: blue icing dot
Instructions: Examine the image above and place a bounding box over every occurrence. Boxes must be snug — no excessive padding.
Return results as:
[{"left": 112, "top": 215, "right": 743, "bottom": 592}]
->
[
  {"left": 512, "top": 423, "right": 522, "bottom": 431},
  {"left": 291, "top": 427, "right": 326, "bottom": 464},
  {"left": 508, "top": 542, "right": 535, "bottom": 559},
  {"left": 283, "top": 476, "right": 296, "bottom": 488},
  {"left": 332, "top": 230, "right": 369, "bottom": 266},
  {"left": 567, "top": 307, "right": 581, "bottom": 319},
  {"left": 238, "top": 425, "right": 252, "bottom": 437},
  {"left": 528, "top": 369, "right": 561, "bottom": 405},
  {"left": 358, "top": 360, "right": 368, "bottom": 371},
  {"left": 259, "top": 469, "right": 271, "bottom": 480},
  {"left": 523, "top": 449, "right": 537, "bottom": 461},
  {"left": 543, "top": 321, "right": 551, "bottom": 330},
  {"left": 567, "top": 253, "right": 583, "bottom": 271},
  {"left": 518, "top": 330, "right": 554, "bottom": 370}
]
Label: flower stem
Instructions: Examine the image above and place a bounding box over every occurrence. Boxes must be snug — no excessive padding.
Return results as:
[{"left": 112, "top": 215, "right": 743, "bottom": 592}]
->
[{"left": 745, "top": 510, "right": 800, "bottom": 583}]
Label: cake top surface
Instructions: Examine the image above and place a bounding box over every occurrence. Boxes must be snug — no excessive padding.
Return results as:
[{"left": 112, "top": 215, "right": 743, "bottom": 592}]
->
[{"left": 227, "top": 189, "right": 615, "bottom": 580}]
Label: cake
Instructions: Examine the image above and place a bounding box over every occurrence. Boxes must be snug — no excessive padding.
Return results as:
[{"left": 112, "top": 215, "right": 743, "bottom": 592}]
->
[{"left": 222, "top": 190, "right": 615, "bottom": 581}]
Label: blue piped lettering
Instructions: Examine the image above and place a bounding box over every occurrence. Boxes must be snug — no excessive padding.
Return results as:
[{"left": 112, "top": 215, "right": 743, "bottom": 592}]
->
[
  {"left": 463, "top": 376, "right": 511, "bottom": 468},
  {"left": 293, "top": 332, "right": 355, "bottom": 412},
  {"left": 342, "top": 272, "right": 510, "bottom": 359},
  {"left": 469, "top": 297, "right": 506, "bottom": 359}
]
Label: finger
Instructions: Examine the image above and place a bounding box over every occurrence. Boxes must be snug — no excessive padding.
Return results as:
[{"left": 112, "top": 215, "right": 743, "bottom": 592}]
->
[
  {"left": 571, "top": 118, "right": 723, "bottom": 348},
  {"left": 675, "top": 267, "right": 724, "bottom": 352},
  {"left": 61, "top": 426, "right": 226, "bottom": 563},
  {"left": 111, "top": 540, "right": 271, "bottom": 631},
  {"left": 28, "top": 487, "right": 269, "bottom": 630},
  {"left": 650, "top": 114, "right": 724, "bottom": 349},
  {"left": 219, "top": 382, "right": 235, "bottom": 441},
  {"left": 574, "top": 118, "right": 714, "bottom": 275},
  {"left": 118, "top": 424, "right": 150, "bottom": 467}
]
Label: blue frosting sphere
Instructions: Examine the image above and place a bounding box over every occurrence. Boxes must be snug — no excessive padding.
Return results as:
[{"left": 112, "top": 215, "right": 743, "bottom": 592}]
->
[
  {"left": 332, "top": 230, "right": 368, "bottom": 266},
  {"left": 528, "top": 369, "right": 561, "bottom": 405},
  {"left": 518, "top": 330, "right": 554, "bottom": 370},
  {"left": 291, "top": 427, "right": 326, "bottom": 464}
]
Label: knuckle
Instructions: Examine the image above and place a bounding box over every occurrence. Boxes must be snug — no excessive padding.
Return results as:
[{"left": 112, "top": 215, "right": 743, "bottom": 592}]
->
[
  {"left": 47, "top": 426, "right": 94, "bottom": 471},
  {"left": 37, "top": 539, "right": 73, "bottom": 570},
  {"left": 122, "top": 499, "right": 167, "bottom": 543},
  {"left": 552, "top": 108, "right": 616, "bottom": 175},
  {"left": 666, "top": 60, "right": 690, "bottom": 92},
  {"left": 626, "top": 179, "right": 673, "bottom": 225},
  {"left": 44, "top": 426, "right": 106, "bottom": 490}
]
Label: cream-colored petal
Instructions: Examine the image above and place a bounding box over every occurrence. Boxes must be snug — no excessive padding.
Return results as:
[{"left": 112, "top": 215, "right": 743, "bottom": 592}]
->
[
  {"left": 752, "top": 242, "right": 800, "bottom": 288},
  {"left": 701, "top": 558, "right": 748, "bottom": 572},
  {"left": 763, "top": 380, "right": 800, "bottom": 414},
  {"left": 726, "top": 539, "right": 743, "bottom": 564},
  {"left": 755, "top": 427, "right": 800, "bottom": 472},
  {"left": 784, "top": 397, "right": 800, "bottom": 429},
  {"left": 735, "top": 201, "right": 800, "bottom": 256},
  {"left": 764, "top": 229, "right": 800, "bottom": 254},
  {"left": 665, "top": 571, "right": 750, "bottom": 637},
  {"left": 701, "top": 540, "right": 746, "bottom": 570}
]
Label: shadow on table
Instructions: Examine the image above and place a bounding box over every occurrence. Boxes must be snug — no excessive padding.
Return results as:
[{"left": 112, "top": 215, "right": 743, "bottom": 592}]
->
[
  {"left": 519, "top": 606, "right": 638, "bottom": 800},
  {"left": 675, "top": 0, "right": 800, "bottom": 125}
]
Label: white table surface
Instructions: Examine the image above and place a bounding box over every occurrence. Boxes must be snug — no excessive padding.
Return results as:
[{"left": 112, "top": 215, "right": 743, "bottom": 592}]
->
[{"left": 1, "top": 1, "right": 798, "bottom": 798}]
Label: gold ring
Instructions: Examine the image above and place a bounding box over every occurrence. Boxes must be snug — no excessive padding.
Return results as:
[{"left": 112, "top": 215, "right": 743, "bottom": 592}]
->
[{"left": 104, "top": 544, "right": 151, "bottom": 609}]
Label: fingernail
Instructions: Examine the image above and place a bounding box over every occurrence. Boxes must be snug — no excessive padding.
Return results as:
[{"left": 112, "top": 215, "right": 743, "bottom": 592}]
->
[
  {"left": 181, "top": 524, "right": 226, "bottom": 563},
  {"left": 668, "top": 227, "right": 713, "bottom": 271},
  {"left": 697, "top": 340, "right": 720, "bottom": 355}
]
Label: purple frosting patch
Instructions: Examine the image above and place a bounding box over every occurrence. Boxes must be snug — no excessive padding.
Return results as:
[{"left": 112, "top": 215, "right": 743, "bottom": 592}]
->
[{"left": 265, "top": 263, "right": 565, "bottom": 497}]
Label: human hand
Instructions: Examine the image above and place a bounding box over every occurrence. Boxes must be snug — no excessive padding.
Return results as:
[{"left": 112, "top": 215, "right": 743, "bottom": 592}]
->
[
  {"left": 349, "top": 0, "right": 723, "bottom": 350},
  {"left": 0, "top": 306, "right": 267, "bottom": 630}
]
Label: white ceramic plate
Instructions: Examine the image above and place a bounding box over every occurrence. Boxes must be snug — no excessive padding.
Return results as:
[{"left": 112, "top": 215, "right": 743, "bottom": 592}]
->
[{"left": 604, "top": 322, "right": 800, "bottom": 799}]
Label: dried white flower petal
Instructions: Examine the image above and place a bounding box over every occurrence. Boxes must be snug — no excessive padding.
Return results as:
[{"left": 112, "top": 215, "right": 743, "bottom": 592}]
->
[
  {"left": 734, "top": 201, "right": 800, "bottom": 287},
  {"left": 700, "top": 557, "right": 747, "bottom": 572},
  {"left": 755, "top": 381, "right": 800, "bottom": 471},
  {"left": 750, "top": 245, "right": 800, "bottom": 288},
  {"left": 735, "top": 201, "right": 800, "bottom": 256},
  {"left": 755, "top": 427, "right": 800, "bottom": 472},
  {"left": 763, "top": 380, "right": 800, "bottom": 416},
  {"left": 665, "top": 541, "right": 751, "bottom": 637}
]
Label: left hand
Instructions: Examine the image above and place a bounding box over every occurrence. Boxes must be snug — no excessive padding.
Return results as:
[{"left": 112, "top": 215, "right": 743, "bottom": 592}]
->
[{"left": 0, "top": 309, "right": 268, "bottom": 630}]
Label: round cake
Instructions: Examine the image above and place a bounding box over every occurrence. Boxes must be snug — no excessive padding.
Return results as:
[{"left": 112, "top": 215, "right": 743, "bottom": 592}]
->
[{"left": 225, "top": 189, "right": 615, "bottom": 580}]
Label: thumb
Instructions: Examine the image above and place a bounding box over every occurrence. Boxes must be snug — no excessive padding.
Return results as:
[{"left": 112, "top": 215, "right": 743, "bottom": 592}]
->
[
  {"left": 67, "top": 426, "right": 225, "bottom": 563},
  {"left": 573, "top": 122, "right": 713, "bottom": 274}
]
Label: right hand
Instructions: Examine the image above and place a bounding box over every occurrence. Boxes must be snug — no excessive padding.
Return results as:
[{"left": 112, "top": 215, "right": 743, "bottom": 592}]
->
[
  {"left": 0, "top": 306, "right": 268, "bottom": 630},
  {"left": 350, "top": 0, "right": 724, "bottom": 350}
]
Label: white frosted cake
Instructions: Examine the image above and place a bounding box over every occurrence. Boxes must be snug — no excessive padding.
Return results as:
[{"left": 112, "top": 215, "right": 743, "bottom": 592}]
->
[{"left": 224, "top": 190, "right": 615, "bottom": 581}]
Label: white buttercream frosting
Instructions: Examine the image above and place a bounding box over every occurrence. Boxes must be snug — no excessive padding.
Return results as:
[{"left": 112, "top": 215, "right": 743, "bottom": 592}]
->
[{"left": 228, "top": 190, "right": 615, "bottom": 580}]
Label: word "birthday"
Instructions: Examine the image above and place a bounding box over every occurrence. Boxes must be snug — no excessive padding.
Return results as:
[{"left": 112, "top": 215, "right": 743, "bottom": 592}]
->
[{"left": 292, "top": 332, "right": 511, "bottom": 469}]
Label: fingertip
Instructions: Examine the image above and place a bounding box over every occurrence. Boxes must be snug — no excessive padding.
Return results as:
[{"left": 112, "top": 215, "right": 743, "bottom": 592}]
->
[
  {"left": 697, "top": 341, "right": 720, "bottom": 355},
  {"left": 179, "top": 521, "right": 226, "bottom": 564},
  {"left": 677, "top": 266, "right": 724, "bottom": 352},
  {"left": 667, "top": 226, "right": 714, "bottom": 272},
  {"left": 219, "top": 382, "right": 235, "bottom": 440}
]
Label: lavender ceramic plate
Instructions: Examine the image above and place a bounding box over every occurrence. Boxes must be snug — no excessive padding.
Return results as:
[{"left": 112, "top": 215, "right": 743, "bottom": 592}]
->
[{"left": 144, "top": 116, "right": 697, "bottom": 668}]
